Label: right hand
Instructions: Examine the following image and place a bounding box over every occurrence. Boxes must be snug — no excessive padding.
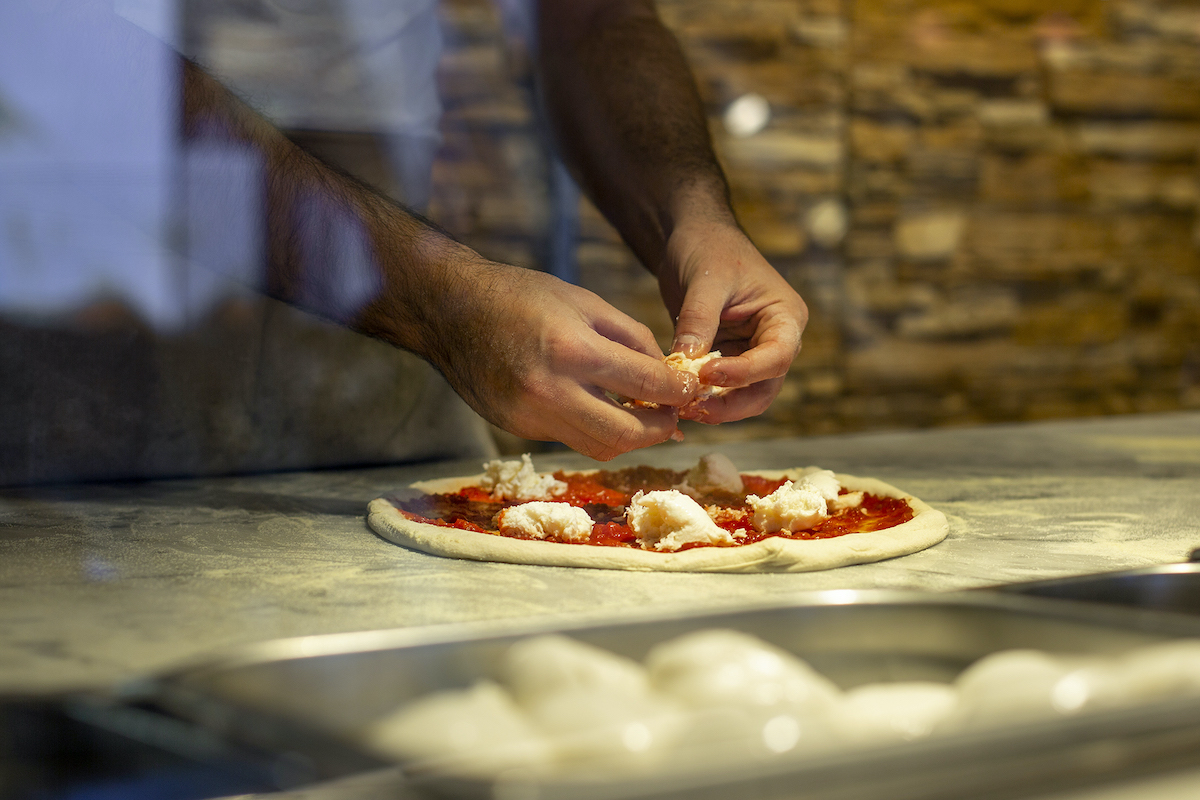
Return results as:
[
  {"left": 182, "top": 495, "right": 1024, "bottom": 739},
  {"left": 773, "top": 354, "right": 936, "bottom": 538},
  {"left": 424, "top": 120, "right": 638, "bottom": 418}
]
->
[{"left": 420, "top": 257, "right": 697, "bottom": 461}]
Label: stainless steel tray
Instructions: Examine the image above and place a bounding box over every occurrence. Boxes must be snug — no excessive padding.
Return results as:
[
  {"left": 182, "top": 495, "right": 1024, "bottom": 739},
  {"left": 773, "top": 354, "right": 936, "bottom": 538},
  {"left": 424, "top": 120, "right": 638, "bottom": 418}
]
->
[
  {"left": 140, "top": 591, "right": 1200, "bottom": 800},
  {"left": 997, "top": 563, "right": 1200, "bottom": 615}
]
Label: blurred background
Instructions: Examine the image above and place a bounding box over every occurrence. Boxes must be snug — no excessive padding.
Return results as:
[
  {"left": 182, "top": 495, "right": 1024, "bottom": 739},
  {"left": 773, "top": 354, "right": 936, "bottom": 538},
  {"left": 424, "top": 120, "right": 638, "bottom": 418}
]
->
[
  {"left": 5, "top": 0, "right": 1200, "bottom": 477},
  {"left": 185, "top": 0, "right": 1200, "bottom": 448}
]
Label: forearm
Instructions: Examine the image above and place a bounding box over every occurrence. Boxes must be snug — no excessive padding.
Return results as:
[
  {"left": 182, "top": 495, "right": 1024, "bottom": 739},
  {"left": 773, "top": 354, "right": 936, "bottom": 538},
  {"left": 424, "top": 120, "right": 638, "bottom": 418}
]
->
[
  {"left": 535, "top": 0, "right": 736, "bottom": 273},
  {"left": 180, "top": 59, "right": 474, "bottom": 362},
  {"left": 180, "top": 59, "right": 697, "bottom": 458}
]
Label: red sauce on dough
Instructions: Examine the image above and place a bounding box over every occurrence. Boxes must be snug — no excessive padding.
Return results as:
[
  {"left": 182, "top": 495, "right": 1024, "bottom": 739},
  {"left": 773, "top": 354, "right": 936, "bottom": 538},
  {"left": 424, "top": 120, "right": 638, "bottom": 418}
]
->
[{"left": 395, "top": 468, "right": 914, "bottom": 551}]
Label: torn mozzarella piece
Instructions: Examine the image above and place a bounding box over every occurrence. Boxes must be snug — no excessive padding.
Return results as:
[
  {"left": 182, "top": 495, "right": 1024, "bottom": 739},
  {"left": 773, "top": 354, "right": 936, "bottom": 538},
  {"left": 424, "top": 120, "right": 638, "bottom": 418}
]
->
[
  {"left": 364, "top": 681, "right": 551, "bottom": 776},
  {"left": 480, "top": 454, "right": 566, "bottom": 501},
  {"left": 626, "top": 490, "right": 740, "bottom": 551},
  {"left": 796, "top": 469, "right": 840, "bottom": 502},
  {"left": 793, "top": 469, "right": 864, "bottom": 512},
  {"left": 496, "top": 503, "right": 594, "bottom": 542},
  {"left": 746, "top": 480, "right": 829, "bottom": 533},
  {"left": 676, "top": 453, "right": 744, "bottom": 498},
  {"left": 666, "top": 350, "right": 729, "bottom": 402},
  {"left": 829, "top": 491, "right": 864, "bottom": 512}
]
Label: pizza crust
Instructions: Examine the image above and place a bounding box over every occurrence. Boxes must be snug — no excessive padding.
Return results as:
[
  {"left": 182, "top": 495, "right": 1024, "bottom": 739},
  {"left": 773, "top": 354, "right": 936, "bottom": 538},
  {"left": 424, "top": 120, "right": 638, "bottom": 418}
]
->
[{"left": 366, "top": 469, "right": 948, "bottom": 573}]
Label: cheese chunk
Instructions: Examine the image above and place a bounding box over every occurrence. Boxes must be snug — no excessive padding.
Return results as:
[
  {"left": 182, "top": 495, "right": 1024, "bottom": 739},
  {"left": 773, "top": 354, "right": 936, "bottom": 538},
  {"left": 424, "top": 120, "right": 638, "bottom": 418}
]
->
[
  {"left": 676, "top": 453, "right": 744, "bottom": 497},
  {"left": 666, "top": 351, "right": 729, "bottom": 401},
  {"left": 746, "top": 480, "right": 828, "bottom": 533},
  {"left": 796, "top": 469, "right": 840, "bottom": 502},
  {"left": 626, "top": 490, "right": 739, "bottom": 551},
  {"left": 479, "top": 454, "right": 566, "bottom": 502},
  {"left": 497, "top": 502, "right": 594, "bottom": 542}
]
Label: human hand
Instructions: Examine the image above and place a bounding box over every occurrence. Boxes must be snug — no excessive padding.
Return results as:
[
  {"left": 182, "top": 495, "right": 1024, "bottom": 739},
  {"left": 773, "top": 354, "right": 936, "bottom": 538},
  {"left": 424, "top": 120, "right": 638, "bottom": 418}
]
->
[
  {"left": 420, "top": 256, "right": 697, "bottom": 460},
  {"left": 657, "top": 219, "right": 808, "bottom": 423}
]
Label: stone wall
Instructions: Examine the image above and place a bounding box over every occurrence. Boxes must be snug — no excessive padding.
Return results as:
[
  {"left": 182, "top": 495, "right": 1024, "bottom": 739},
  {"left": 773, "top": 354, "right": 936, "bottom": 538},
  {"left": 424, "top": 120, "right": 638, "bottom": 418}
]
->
[{"left": 430, "top": 0, "right": 1200, "bottom": 442}]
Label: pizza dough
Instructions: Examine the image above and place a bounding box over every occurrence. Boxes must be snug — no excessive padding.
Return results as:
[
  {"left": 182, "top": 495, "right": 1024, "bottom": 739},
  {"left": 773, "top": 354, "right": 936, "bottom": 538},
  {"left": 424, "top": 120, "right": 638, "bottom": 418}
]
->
[{"left": 366, "top": 467, "right": 948, "bottom": 573}]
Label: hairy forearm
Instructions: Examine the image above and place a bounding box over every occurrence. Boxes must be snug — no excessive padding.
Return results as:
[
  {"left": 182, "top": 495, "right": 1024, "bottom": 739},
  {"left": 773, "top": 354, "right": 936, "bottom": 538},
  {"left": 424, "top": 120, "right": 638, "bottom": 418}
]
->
[
  {"left": 180, "top": 59, "right": 473, "bottom": 361},
  {"left": 535, "top": 0, "right": 735, "bottom": 272}
]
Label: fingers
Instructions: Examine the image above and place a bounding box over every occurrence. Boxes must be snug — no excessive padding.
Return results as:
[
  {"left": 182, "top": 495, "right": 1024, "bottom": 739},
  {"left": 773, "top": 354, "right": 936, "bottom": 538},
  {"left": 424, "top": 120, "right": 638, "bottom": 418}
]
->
[
  {"left": 699, "top": 314, "right": 803, "bottom": 388},
  {"left": 582, "top": 296, "right": 666, "bottom": 360},
  {"left": 669, "top": 281, "right": 725, "bottom": 358},
  {"left": 678, "top": 376, "right": 785, "bottom": 424},
  {"left": 520, "top": 385, "right": 683, "bottom": 461},
  {"left": 581, "top": 336, "right": 697, "bottom": 407}
]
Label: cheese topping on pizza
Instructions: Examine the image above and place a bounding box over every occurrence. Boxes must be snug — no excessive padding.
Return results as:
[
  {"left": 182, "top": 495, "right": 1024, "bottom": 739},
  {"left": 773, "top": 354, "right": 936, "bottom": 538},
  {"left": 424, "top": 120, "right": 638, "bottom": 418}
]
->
[
  {"left": 394, "top": 455, "right": 917, "bottom": 552},
  {"left": 747, "top": 480, "right": 829, "bottom": 533},
  {"left": 796, "top": 469, "right": 840, "bottom": 503},
  {"left": 480, "top": 454, "right": 567, "bottom": 502},
  {"left": 675, "top": 453, "right": 744, "bottom": 498},
  {"left": 496, "top": 502, "right": 594, "bottom": 542},
  {"left": 627, "top": 489, "right": 742, "bottom": 551}
]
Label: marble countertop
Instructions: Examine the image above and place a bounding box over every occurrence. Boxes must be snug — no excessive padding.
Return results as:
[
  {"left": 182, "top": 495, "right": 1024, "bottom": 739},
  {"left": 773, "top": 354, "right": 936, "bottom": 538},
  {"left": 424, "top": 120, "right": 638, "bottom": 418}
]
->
[{"left": 3, "top": 412, "right": 1200, "bottom": 695}]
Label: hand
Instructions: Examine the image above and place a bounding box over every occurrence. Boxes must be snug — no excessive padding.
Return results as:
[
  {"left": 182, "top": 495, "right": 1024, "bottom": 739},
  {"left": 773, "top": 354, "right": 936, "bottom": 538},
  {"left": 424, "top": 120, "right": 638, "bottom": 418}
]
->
[
  {"left": 421, "top": 256, "right": 698, "bottom": 460},
  {"left": 657, "top": 219, "right": 808, "bottom": 423}
]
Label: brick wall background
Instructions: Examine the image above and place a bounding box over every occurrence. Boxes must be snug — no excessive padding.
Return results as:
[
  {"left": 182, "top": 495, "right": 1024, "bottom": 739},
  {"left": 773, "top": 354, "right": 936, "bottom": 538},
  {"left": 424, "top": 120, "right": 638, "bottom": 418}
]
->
[{"left": 429, "top": 0, "right": 1200, "bottom": 447}]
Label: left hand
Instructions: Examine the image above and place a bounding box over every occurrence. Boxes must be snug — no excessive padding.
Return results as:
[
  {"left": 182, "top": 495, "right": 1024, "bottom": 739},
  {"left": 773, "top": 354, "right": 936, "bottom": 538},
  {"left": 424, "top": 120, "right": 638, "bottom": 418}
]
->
[{"left": 657, "top": 218, "right": 809, "bottom": 423}]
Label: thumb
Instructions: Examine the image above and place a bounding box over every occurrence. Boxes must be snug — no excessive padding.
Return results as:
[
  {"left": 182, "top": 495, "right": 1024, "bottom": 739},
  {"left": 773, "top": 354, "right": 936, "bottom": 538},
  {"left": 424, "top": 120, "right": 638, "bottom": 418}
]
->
[{"left": 670, "top": 287, "right": 724, "bottom": 358}]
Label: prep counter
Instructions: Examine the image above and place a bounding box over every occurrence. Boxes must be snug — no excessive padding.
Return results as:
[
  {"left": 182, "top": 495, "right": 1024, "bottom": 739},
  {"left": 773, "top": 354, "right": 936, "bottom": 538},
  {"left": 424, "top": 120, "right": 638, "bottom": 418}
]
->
[
  {"left": 3, "top": 412, "right": 1200, "bottom": 799},
  {"left": 2, "top": 411, "right": 1199, "bottom": 694}
]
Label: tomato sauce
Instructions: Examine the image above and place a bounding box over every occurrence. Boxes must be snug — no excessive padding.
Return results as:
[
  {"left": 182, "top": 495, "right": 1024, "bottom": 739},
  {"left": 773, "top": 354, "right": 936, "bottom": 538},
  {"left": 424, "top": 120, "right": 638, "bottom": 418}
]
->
[{"left": 395, "top": 467, "right": 913, "bottom": 550}]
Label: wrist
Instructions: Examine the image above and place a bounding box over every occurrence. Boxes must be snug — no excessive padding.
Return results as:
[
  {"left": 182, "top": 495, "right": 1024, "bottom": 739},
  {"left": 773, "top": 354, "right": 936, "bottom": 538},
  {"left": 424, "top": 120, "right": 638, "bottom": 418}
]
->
[
  {"left": 655, "top": 175, "right": 739, "bottom": 263},
  {"left": 353, "top": 223, "right": 490, "bottom": 363}
]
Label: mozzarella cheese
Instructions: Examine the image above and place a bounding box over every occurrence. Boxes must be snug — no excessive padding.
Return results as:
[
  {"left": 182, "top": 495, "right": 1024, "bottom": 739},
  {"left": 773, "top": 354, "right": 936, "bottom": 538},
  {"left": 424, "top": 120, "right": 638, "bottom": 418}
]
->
[
  {"left": 496, "top": 502, "right": 594, "bottom": 542},
  {"left": 626, "top": 489, "right": 740, "bottom": 551},
  {"left": 675, "top": 453, "right": 744, "bottom": 497},
  {"left": 746, "top": 480, "right": 829, "bottom": 533},
  {"left": 796, "top": 469, "right": 840, "bottom": 502},
  {"left": 666, "top": 350, "right": 729, "bottom": 401},
  {"left": 479, "top": 454, "right": 566, "bottom": 502}
]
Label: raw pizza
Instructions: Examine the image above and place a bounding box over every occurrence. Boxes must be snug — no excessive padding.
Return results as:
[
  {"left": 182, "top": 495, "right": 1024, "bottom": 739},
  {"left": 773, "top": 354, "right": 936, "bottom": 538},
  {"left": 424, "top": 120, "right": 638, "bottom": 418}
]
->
[{"left": 367, "top": 454, "right": 947, "bottom": 573}]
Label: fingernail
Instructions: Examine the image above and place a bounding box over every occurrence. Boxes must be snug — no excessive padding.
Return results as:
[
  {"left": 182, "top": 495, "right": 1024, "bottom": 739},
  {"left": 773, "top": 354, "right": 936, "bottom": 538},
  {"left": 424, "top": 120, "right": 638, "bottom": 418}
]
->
[
  {"left": 672, "top": 335, "right": 702, "bottom": 358},
  {"left": 708, "top": 370, "right": 728, "bottom": 386}
]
